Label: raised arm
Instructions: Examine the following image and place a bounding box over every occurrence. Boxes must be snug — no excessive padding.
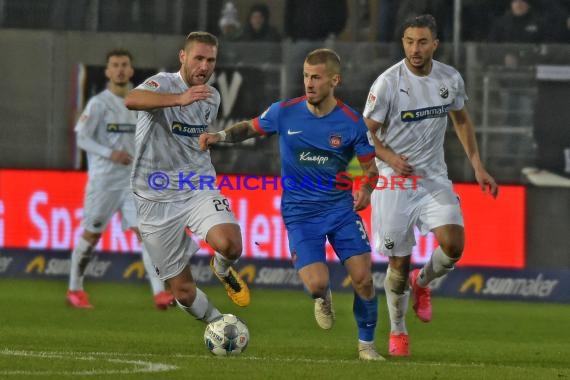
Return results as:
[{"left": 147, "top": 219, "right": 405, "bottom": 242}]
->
[
  {"left": 364, "top": 118, "right": 413, "bottom": 176},
  {"left": 124, "top": 85, "right": 213, "bottom": 111},
  {"left": 449, "top": 107, "right": 498, "bottom": 198},
  {"left": 199, "top": 120, "right": 261, "bottom": 151}
]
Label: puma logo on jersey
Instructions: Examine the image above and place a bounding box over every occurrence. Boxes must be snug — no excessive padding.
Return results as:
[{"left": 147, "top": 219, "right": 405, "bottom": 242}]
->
[{"left": 399, "top": 88, "right": 409, "bottom": 95}]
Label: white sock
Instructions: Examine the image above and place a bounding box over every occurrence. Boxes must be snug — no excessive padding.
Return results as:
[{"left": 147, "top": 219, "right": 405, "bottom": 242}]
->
[
  {"left": 176, "top": 288, "right": 222, "bottom": 323},
  {"left": 212, "top": 252, "right": 234, "bottom": 277},
  {"left": 417, "top": 247, "right": 459, "bottom": 288},
  {"left": 141, "top": 246, "right": 165, "bottom": 295},
  {"left": 68, "top": 237, "right": 94, "bottom": 291},
  {"left": 384, "top": 267, "right": 409, "bottom": 334}
]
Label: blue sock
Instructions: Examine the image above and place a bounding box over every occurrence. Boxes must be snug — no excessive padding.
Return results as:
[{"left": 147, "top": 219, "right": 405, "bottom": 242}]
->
[{"left": 353, "top": 292, "right": 378, "bottom": 342}]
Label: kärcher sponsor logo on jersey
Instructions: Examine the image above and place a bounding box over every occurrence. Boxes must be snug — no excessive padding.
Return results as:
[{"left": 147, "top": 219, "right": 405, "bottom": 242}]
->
[
  {"left": 106, "top": 123, "right": 136, "bottom": 133},
  {"left": 171, "top": 122, "right": 207, "bottom": 137},
  {"left": 400, "top": 104, "right": 451, "bottom": 122}
]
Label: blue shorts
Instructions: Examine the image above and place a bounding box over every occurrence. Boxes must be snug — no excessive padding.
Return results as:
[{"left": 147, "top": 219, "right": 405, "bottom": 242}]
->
[{"left": 286, "top": 210, "right": 371, "bottom": 270}]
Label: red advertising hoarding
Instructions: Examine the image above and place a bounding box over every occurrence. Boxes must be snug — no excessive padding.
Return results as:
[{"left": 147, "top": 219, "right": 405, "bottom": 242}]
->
[{"left": 0, "top": 170, "right": 525, "bottom": 268}]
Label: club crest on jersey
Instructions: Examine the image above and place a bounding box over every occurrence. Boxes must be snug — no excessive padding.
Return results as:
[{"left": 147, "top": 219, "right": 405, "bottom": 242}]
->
[
  {"left": 384, "top": 236, "right": 394, "bottom": 250},
  {"left": 439, "top": 86, "right": 449, "bottom": 99},
  {"left": 329, "top": 134, "right": 342, "bottom": 148}
]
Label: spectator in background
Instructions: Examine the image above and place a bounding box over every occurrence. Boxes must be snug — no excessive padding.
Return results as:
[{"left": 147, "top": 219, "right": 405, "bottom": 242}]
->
[
  {"left": 240, "top": 3, "right": 281, "bottom": 42},
  {"left": 537, "top": 0, "right": 570, "bottom": 42},
  {"left": 489, "top": 0, "right": 546, "bottom": 128},
  {"left": 218, "top": 1, "right": 242, "bottom": 42},
  {"left": 461, "top": 0, "right": 505, "bottom": 41},
  {"left": 376, "top": 0, "right": 397, "bottom": 42},
  {"left": 489, "top": 0, "right": 546, "bottom": 44},
  {"left": 284, "top": 0, "right": 347, "bottom": 42}
]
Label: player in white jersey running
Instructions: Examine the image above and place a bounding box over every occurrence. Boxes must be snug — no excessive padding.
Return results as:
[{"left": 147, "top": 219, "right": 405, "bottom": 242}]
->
[
  {"left": 363, "top": 15, "right": 499, "bottom": 357},
  {"left": 125, "top": 32, "right": 250, "bottom": 325},
  {"left": 67, "top": 49, "right": 174, "bottom": 310}
]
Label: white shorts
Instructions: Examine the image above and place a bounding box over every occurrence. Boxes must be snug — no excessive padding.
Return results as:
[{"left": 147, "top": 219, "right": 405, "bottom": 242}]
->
[
  {"left": 134, "top": 190, "right": 238, "bottom": 281},
  {"left": 82, "top": 184, "right": 136, "bottom": 233},
  {"left": 371, "top": 178, "right": 464, "bottom": 257}
]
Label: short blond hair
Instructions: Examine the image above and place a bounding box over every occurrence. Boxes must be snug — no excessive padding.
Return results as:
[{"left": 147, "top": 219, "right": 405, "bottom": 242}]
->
[
  {"left": 184, "top": 31, "right": 218, "bottom": 50},
  {"left": 304, "top": 48, "right": 341, "bottom": 75}
]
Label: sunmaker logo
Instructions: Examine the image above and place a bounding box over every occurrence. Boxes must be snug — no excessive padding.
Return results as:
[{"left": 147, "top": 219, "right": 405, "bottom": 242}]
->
[
  {"left": 106, "top": 123, "right": 136, "bottom": 133},
  {"left": 171, "top": 122, "right": 207, "bottom": 137},
  {"left": 460, "top": 273, "right": 559, "bottom": 298},
  {"left": 401, "top": 104, "right": 451, "bottom": 122}
]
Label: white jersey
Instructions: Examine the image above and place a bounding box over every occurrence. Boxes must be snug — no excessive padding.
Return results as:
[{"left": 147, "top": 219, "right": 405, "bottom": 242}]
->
[
  {"left": 131, "top": 72, "right": 220, "bottom": 202},
  {"left": 363, "top": 59, "right": 467, "bottom": 185},
  {"left": 75, "top": 89, "right": 137, "bottom": 190}
]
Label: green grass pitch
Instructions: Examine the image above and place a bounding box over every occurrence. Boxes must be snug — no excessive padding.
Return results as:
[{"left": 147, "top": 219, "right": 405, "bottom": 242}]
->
[{"left": 0, "top": 279, "right": 568, "bottom": 379}]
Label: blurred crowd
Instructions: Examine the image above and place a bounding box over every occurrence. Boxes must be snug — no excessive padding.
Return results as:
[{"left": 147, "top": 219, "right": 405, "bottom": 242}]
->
[
  {"left": 2, "top": 0, "right": 568, "bottom": 44},
  {"left": 208, "top": 0, "right": 570, "bottom": 44}
]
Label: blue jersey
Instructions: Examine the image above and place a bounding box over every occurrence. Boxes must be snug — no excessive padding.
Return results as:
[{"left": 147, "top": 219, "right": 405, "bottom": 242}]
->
[{"left": 253, "top": 96, "right": 375, "bottom": 222}]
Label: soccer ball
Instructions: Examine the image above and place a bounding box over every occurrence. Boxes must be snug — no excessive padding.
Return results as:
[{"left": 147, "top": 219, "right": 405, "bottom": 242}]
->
[{"left": 204, "top": 314, "right": 249, "bottom": 356}]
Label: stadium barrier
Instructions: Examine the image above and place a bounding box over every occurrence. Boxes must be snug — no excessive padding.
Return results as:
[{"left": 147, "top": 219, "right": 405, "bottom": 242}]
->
[{"left": 1, "top": 249, "right": 567, "bottom": 303}]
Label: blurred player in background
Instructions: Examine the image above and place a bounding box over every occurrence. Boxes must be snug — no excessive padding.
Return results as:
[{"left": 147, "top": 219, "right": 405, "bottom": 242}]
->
[
  {"left": 68, "top": 49, "right": 174, "bottom": 310},
  {"left": 200, "top": 48, "right": 384, "bottom": 361},
  {"left": 363, "top": 14, "right": 499, "bottom": 357},
  {"left": 125, "top": 32, "right": 250, "bottom": 325}
]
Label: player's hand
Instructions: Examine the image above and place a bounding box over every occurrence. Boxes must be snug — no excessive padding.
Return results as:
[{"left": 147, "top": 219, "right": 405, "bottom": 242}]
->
[
  {"left": 353, "top": 188, "right": 371, "bottom": 211},
  {"left": 178, "top": 85, "right": 212, "bottom": 106},
  {"left": 110, "top": 150, "right": 133, "bottom": 165},
  {"left": 199, "top": 132, "right": 221, "bottom": 151},
  {"left": 386, "top": 152, "right": 413, "bottom": 176},
  {"left": 475, "top": 168, "right": 499, "bottom": 198}
]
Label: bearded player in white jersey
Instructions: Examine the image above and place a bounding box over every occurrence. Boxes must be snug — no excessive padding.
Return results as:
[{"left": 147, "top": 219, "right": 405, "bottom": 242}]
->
[
  {"left": 67, "top": 49, "right": 174, "bottom": 310},
  {"left": 363, "top": 15, "right": 499, "bottom": 357},
  {"left": 125, "top": 32, "right": 250, "bottom": 325}
]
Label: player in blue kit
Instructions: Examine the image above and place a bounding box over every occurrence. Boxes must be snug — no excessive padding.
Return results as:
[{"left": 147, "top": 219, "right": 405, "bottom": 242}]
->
[{"left": 200, "top": 48, "right": 384, "bottom": 360}]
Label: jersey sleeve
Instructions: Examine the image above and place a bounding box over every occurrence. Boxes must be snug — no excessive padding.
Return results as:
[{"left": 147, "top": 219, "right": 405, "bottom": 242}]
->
[
  {"left": 450, "top": 72, "right": 468, "bottom": 111},
  {"left": 135, "top": 73, "right": 166, "bottom": 93},
  {"left": 206, "top": 87, "right": 221, "bottom": 124},
  {"left": 74, "top": 98, "right": 113, "bottom": 158},
  {"left": 363, "top": 75, "right": 392, "bottom": 124},
  {"left": 74, "top": 97, "right": 102, "bottom": 136},
  {"left": 251, "top": 101, "right": 280, "bottom": 135},
  {"left": 354, "top": 119, "right": 375, "bottom": 162}
]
